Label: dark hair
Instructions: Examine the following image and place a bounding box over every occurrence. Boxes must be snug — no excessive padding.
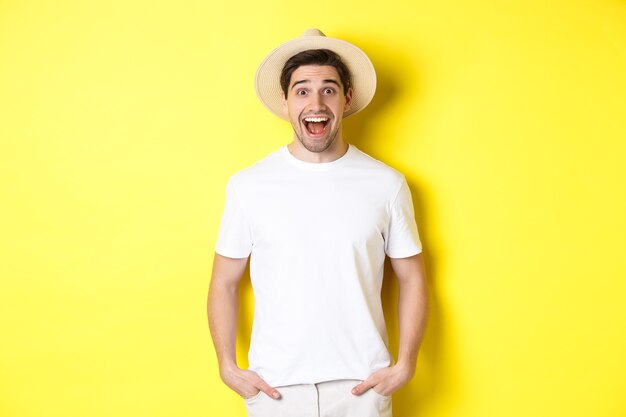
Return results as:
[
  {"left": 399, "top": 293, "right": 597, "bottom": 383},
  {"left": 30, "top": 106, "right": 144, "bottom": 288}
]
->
[{"left": 280, "top": 49, "right": 352, "bottom": 98}]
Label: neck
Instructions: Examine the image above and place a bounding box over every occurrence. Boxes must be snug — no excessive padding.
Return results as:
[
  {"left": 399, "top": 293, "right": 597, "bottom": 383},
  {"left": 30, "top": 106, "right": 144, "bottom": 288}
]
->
[{"left": 288, "top": 133, "right": 349, "bottom": 163}]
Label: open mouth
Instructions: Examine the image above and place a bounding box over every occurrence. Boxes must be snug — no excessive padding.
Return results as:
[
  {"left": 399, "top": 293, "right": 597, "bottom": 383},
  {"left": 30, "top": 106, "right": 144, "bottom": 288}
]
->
[{"left": 302, "top": 116, "right": 330, "bottom": 137}]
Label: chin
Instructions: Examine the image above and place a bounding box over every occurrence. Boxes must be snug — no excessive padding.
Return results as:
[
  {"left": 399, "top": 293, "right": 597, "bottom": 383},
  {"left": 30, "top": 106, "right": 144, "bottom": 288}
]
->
[{"left": 300, "top": 137, "right": 334, "bottom": 153}]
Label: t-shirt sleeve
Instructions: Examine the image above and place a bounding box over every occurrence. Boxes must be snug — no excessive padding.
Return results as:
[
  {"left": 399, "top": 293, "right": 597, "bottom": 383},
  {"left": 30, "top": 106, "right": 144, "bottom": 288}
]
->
[
  {"left": 215, "top": 177, "right": 253, "bottom": 258},
  {"left": 384, "top": 177, "right": 423, "bottom": 258}
]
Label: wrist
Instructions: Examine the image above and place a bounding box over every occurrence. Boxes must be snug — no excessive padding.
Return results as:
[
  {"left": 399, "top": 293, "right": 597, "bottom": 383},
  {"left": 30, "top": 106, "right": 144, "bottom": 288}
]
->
[
  {"left": 394, "top": 360, "right": 416, "bottom": 379},
  {"left": 219, "top": 360, "right": 240, "bottom": 377}
]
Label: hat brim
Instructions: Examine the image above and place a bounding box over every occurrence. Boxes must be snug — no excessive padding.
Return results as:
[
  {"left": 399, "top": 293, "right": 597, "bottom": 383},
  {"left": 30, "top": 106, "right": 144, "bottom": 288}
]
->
[{"left": 255, "top": 34, "right": 376, "bottom": 121}]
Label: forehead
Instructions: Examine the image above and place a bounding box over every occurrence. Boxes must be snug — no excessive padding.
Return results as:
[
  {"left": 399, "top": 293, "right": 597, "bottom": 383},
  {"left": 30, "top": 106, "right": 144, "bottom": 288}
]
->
[{"left": 289, "top": 65, "right": 341, "bottom": 86}]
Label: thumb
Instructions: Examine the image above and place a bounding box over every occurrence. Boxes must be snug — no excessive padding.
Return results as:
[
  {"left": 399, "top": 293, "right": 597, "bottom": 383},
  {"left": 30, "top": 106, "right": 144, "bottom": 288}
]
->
[
  {"left": 250, "top": 373, "right": 281, "bottom": 400},
  {"left": 351, "top": 379, "right": 374, "bottom": 396}
]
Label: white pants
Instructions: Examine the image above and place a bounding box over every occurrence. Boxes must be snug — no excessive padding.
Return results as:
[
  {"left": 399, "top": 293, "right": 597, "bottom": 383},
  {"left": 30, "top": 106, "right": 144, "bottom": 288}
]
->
[{"left": 244, "top": 379, "right": 392, "bottom": 417}]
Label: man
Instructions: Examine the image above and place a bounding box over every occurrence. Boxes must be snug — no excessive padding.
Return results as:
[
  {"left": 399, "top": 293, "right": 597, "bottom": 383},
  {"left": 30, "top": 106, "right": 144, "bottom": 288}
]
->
[{"left": 208, "top": 29, "right": 428, "bottom": 417}]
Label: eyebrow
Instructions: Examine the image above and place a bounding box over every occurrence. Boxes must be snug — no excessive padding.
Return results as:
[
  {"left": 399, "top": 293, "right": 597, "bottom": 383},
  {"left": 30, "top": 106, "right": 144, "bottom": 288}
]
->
[{"left": 290, "top": 79, "right": 341, "bottom": 90}]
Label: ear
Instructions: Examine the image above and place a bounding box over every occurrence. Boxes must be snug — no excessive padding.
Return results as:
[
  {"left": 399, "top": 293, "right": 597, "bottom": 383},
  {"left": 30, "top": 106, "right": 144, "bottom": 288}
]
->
[
  {"left": 343, "top": 87, "right": 353, "bottom": 112},
  {"left": 281, "top": 91, "right": 289, "bottom": 118}
]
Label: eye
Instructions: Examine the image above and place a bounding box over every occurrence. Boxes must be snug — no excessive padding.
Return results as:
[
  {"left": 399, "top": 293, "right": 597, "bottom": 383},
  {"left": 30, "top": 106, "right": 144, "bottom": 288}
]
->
[
  {"left": 296, "top": 90, "right": 307, "bottom": 96},
  {"left": 323, "top": 88, "right": 335, "bottom": 94}
]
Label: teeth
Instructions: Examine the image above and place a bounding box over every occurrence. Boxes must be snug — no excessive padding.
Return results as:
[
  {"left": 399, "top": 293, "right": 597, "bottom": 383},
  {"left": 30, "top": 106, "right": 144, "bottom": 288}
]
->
[{"left": 304, "top": 117, "right": 328, "bottom": 122}]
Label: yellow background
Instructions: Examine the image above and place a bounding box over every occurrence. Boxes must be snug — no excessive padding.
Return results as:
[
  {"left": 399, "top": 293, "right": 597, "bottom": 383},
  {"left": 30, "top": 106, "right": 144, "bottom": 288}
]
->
[{"left": 1, "top": 0, "right": 625, "bottom": 416}]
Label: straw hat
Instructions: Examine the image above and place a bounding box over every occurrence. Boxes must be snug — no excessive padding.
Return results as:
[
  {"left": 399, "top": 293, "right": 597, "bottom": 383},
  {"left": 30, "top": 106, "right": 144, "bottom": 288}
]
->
[{"left": 255, "top": 29, "right": 377, "bottom": 120}]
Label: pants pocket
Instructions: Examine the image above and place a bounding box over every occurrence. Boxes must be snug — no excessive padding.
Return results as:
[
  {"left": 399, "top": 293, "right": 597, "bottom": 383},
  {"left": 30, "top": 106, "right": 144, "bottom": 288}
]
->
[
  {"left": 371, "top": 388, "right": 391, "bottom": 400},
  {"left": 243, "top": 390, "right": 263, "bottom": 404}
]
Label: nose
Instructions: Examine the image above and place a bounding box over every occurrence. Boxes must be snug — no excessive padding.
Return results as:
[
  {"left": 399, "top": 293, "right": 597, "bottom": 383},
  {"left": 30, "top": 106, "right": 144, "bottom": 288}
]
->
[{"left": 309, "top": 92, "right": 327, "bottom": 112}]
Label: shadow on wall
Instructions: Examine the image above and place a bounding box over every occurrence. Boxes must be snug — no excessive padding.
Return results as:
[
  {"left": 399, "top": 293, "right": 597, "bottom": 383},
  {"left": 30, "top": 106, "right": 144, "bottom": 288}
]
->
[
  {"left": 235, "top": 40, "right": 447, "bottom": 417},
  {"left": 341, "top": 36, "right": 406, "bottom": 152}
]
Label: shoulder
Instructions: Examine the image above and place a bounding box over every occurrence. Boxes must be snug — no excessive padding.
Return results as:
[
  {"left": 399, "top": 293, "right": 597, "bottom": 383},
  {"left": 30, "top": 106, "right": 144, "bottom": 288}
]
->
[
  {"left": 227, "top": 147, "right": 286, "bottom": 189},
  {"left": 348, "top": 146, "right": 407, "bottom": 186}
]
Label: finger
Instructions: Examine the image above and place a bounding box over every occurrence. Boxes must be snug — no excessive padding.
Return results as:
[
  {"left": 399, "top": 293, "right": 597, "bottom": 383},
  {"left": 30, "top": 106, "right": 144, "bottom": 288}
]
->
[
  {"left": 351, "top": 379, "right": 374, "bottom": 396},
  {"left": 249, "top": 374, "right": 281, "bottom": 399},
  {"left": 241, "top": 388, "right": 260, "bottom": 399}
]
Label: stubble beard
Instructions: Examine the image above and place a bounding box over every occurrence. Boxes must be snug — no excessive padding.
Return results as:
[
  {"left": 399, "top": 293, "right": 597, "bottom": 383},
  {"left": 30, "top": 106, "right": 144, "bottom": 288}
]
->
[{"left": 293, "top": 120, "right": 341, "bottom": 154}]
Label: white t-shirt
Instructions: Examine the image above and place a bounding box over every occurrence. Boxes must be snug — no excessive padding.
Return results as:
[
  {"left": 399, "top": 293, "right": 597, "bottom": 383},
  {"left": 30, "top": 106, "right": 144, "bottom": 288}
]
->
[{"left": 215, "top": 144, "right": 422, "bottom": 387}]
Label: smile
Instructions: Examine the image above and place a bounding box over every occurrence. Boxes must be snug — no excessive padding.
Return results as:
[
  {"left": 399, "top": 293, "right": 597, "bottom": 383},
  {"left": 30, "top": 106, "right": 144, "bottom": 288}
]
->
[{"left": 302, "top": 116, "right": 330, "bottom": 136}]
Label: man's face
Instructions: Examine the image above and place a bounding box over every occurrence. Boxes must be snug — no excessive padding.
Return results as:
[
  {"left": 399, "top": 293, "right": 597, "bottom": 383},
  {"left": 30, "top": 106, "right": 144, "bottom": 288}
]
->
[{"left": 282, "top": 65, "right": 353, "bottom": 154}]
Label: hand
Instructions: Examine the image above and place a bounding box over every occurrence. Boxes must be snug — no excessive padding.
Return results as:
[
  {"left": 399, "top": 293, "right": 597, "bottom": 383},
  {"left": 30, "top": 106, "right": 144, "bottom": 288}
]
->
[
  {"left": 219, "top": 364, "right": 281, "bottom": 400},
  {"left": 351, "top": 363, "right": 414, "bottom": 397}
]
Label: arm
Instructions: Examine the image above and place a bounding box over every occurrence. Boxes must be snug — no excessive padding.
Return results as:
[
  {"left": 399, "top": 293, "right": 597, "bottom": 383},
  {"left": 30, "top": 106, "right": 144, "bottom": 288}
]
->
[
  {"left": 352, "top": 253, "right": 428, "bottom": 396},
  {"left": 207, "top": 253, "right": 281, "bottom": 399}
]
